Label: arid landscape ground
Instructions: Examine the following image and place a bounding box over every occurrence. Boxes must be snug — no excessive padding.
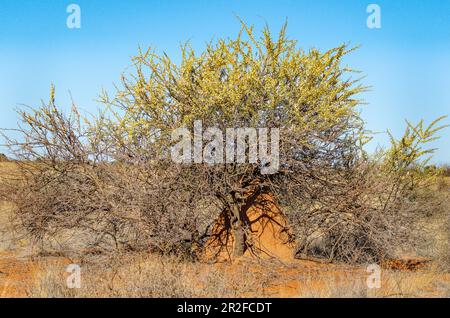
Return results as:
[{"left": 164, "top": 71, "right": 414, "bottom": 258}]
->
[
  {"left": 1, "top": 161, "right": 449, "bottom": 298},
  {"left": 0, "top": 1, "right": 449, "bottom": 305}
]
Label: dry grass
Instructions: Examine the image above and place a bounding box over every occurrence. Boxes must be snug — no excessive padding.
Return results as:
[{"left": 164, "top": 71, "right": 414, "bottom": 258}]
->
[
  {"left": 424, "top": 176, "right": 450, "bottom": 272},
  {"left": 297, "top": 270, "right": 450, "bottom": 298},
  {"left": 437, "top": 212, "right": 450, "bottom": 272},
  {"left": 22, "top": 253, "right": 450, "bottom": 298},
  {"left": 27, "top": 254, "right": 279, "bottom": 298}
]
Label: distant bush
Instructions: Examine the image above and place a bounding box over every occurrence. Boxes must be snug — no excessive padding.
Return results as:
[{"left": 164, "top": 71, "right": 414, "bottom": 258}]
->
[
  {"left": 438, "top": 213, "right": 450, "bottom": 272},
  {"left": 441, "top": 164, "right": 450, "bottom": 177}
]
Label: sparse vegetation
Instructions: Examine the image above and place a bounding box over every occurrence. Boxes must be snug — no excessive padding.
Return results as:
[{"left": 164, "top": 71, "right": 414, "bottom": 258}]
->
[
  {"left": 0, "top": 21, "right": 449, "bottom": 298},
  {"left": 27, "top": 254, "right": 278, "bottom": 298},
  {"left": 441, "top": 164, "right": 450, "bottom": 177},
  {"left": 25, "top": 253, "right": 450, "bottom": 298},
  {"left": 438, "top": 211, "right": 450, "bottom": 272}
]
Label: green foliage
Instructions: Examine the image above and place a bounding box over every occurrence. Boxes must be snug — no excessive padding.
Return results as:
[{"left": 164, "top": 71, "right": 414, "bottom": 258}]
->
[
  {"left": 383, "top": 116, "right": 448, "bottom": 189},
  {"left": 99, "top": 21, "right": 366, "bottom": 155},
  {"left": 2, "top": 20, "right": 448, "bottom": 263}
]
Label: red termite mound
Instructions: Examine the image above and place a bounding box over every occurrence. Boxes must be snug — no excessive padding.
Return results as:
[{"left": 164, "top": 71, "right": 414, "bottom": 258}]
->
[{"left": 202, "top": 193, "right": 295, "bottom": 263}]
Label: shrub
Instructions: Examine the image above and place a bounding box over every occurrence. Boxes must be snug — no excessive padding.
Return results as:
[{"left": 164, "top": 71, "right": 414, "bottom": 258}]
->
[
  {"left": 290, "top": 117, "right": 448, "bottom": 263},
  {"left": 1, "top": 22, "right": 447, "bottom": 264}
]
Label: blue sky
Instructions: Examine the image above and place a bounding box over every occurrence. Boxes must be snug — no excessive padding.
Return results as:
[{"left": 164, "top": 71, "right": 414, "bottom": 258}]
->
[{"left": 0, "top": 0, "right": 449, "bottom": 163}]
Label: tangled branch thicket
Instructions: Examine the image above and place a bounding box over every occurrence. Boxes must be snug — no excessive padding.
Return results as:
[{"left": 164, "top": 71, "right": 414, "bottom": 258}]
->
[{"left": 1, "top": 22, "right": 447, "bottom": 264}]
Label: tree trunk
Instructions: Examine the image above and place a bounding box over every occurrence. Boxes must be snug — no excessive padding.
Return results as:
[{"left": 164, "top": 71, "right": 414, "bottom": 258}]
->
[
  {"left": 230, "top": 201, "right": 246, "bottom": 257},
  {"left": 233, "top": 222, "right": 246, "bottom": 257}
]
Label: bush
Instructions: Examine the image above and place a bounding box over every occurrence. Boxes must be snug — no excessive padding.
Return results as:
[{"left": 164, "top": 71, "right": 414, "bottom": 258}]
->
[
  {"left": 0, "top": 104, "right": 215, "bottom": 257},
  {"left": 441, "top": 164, "right": 450, "bottom": 177},
  {"left": 289, "top": 118, "right": 448, "bottom": 263},
  {"left": 1, "top": 22, "right": 447, "bottom": 264}
]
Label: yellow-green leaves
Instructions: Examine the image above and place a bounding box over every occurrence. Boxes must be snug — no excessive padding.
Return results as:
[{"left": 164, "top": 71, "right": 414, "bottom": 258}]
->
[
  {"left": 104, "top": 22, "right": 365, "bottom": 139},
  {"left": 49, "top": 83, "right": 55, "bottom": 106},
  {"left": 383, "top": 116, "right": 449, "bottom": 188}
]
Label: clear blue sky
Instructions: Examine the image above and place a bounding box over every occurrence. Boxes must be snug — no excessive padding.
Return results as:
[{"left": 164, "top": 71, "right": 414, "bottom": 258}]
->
[{"left": 0, "top": 0, "right": 449, "bottom": 163}]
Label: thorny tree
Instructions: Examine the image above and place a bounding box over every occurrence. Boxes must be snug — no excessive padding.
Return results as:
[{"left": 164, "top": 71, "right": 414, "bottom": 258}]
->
[
  {"left": 96, "top": 21, "right": 366, "bottom": 258},
  {"left": 1, "top": 22, "right": 447, "bottom": 262}
]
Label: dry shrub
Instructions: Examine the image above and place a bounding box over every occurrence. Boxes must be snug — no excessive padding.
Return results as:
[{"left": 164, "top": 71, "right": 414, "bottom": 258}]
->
[
  {"left": 440, "top": 164, "right": 450, "bottom": 177},
  {"left": 1, "top": 101, "right": 446, "bottom": 264},
  {"left": 289, "top": 117, "right": 449, "bottom": 264},
  {"left": 0, "top": 103, "right": 216, "bottom": 258},
  {"left": 289, "top": 161, "right": 446, "bottom": 264},
  {"left": 0, "top": 23, "right": 447, "bottom": 266},
  {"left": 1, "top": 161, "right": 217, "bottom": 258},
  {"left": 438, "top": 213, "right": 450, "bottom": 271}
]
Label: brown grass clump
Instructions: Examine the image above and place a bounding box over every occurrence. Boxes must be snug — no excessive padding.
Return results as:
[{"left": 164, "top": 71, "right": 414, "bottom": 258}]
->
[
  {"left": 22, "top": 253, "right": 450, "bottom": 298},
  {"left": 297, "top": 270, "right": 450, "bottom": 298},
  {"left": 437, "top": 213, "right": 450, "bottom": 272},
  {"left": 27, "top": 254, "right": 279, "bottom": 298}
]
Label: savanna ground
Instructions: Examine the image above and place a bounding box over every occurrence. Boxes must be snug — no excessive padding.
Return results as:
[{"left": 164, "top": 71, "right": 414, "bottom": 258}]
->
[
  {"left": 0, "top": 161, "right": 449, "bottom": 298},
  {"left": 0, "top": 23, "right": 449, "bottom": 298}
]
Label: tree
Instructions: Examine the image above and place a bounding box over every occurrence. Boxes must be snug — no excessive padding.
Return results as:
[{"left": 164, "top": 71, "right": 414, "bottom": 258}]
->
[
  {"left": 6, "top": 22, "right": 444, "bottom": 263},
  {"left": 98, "top": 21, "right": 366, "bottom": 257}
]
